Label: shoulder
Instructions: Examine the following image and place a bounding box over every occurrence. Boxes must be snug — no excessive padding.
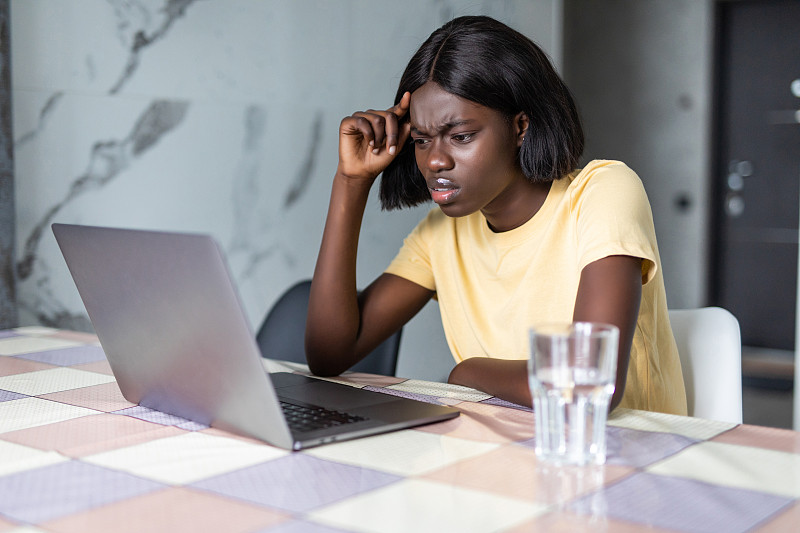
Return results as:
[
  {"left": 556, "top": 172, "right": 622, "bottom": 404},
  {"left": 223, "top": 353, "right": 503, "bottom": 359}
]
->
[
  {"left": 566, "top": 160, "right": 649, "bottom": 203},
  {"left": 570, "top": 160, "right": 641, "bottom": 188}
]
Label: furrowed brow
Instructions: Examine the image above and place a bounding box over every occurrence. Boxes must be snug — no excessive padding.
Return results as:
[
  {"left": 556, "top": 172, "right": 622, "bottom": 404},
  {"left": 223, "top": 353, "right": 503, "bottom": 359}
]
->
[{"left": 411, "top": 119, "right": 474, "bottom": 135}]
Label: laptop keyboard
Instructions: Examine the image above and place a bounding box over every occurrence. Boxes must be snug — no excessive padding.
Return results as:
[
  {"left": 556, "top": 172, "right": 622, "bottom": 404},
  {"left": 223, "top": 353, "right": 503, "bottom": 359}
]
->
[{"left": 280, "top": 400, "right": 367, "bottom": 433}]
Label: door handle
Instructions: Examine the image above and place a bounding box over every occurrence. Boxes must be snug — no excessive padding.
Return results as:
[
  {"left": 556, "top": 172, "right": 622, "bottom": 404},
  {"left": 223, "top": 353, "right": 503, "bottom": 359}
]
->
[{"left": 725, "top": 160, "right": 753, "bottom": 218}]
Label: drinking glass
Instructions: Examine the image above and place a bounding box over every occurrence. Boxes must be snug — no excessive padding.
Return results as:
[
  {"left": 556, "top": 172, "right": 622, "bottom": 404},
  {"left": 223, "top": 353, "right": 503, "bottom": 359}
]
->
[{"left": 528, "top": 322, "right": 619, "bottom": 465}]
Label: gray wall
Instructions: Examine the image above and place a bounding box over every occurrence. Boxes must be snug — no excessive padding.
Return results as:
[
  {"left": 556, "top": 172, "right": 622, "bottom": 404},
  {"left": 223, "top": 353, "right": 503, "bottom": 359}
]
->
[
  {"left": 0, "top": 0, "right": 15, "bottom": 330},
  {"left": 563, "top": 0, "right": 714, "bottom": 310}
]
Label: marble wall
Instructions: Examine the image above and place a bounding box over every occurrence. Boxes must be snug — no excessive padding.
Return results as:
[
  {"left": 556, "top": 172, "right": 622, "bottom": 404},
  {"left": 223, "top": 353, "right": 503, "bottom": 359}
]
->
[
  {"left": 0, "top": 0, "right": 14, "bottom": 330},
  {"left": 10, "top": 0, "right": 561, "bottom": 380}
]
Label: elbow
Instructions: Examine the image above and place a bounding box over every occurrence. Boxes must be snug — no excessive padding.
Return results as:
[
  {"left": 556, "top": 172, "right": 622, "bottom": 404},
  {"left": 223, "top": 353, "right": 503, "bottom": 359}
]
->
[
  {"left": 305, "top": 339, "right": 351, "bottom": 377},
  {"left": 446, "top": 362, "right": 463, "bottom": 386},
  {"left": 305, "top": 317, "right": 361, "bottom": 376},
  {"left": 306, "top": 360, "right": 343, "bottom": 377},
  {"left": 305, "top": 347, "right": 343, "bottom": 377}
]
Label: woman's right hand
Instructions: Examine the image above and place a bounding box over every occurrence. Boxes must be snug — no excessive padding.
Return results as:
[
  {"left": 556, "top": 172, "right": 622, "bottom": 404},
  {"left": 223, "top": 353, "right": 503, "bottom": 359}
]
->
[{"left": 337, "top": 92, "right": 411, "bottom": 181}]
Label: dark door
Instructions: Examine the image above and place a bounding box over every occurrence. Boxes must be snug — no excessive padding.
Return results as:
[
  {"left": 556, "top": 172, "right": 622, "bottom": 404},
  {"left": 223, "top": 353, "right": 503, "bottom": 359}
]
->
[{"left": 711, "top": 0, "right": 800, "bottom": 350}]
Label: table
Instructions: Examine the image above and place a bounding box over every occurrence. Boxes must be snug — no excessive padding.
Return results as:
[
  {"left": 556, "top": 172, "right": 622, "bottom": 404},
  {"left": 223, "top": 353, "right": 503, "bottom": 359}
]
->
[{"left": 0, "top": 327, "right": 798, "bottom": 533}]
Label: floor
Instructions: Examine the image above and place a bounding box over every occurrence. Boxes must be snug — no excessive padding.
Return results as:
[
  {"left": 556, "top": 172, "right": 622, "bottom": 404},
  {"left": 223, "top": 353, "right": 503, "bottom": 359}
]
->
[{"left": 741, "top": 347, "right": 794, "bottom": 429}]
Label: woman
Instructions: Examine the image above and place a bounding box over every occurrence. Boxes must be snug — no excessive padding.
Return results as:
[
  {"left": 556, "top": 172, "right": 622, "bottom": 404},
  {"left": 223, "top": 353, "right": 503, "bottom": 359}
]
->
[{"left": 306, "top": 15, "right": 686, "bottom": 415}]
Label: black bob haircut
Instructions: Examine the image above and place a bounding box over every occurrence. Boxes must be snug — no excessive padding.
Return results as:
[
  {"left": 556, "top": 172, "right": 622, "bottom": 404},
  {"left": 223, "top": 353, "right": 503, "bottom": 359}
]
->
[{"left": 379, "top": 15, "right": 584, "bottom": 210}]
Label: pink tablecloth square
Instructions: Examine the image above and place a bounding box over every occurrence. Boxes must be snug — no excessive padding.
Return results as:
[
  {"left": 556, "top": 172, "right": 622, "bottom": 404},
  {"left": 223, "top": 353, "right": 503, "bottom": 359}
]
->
[
  {"left": 417, "top": 399, "right": 534, "bottom": 443},
  {"left": 42, "top": 486, "right": 289, "bottom": 533},
  {"left": 509, "top": 511, "right": 678, "bottom": 533},
  {"left": 712, "top": 424, "right": 800, "bottom": 455},
  {"left": 423, "top": 444, "right": 632, "bottom": 505},
  {"left": 39, "top": 382, "right": 134, "bottom": 412},
  {"left": 0, "top": 357, "right": 56, "bottom": 377},
  {"left": 0, "top": 413, "right": 185, "bottom": 457}
]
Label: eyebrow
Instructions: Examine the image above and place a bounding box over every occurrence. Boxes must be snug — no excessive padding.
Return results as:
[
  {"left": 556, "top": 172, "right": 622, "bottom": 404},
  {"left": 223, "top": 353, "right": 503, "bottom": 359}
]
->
[{"left": 410, "top": 119, "right": 476, "bottom": 135}]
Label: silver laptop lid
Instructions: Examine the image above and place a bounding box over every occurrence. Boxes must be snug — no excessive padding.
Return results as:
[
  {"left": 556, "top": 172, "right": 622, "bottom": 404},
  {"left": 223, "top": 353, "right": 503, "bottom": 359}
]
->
[{"left": 52, "top": 223, "right": 293, "bottom": 449}]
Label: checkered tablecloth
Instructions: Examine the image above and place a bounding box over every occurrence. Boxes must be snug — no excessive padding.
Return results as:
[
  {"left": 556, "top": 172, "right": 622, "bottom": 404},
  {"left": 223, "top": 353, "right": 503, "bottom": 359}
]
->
[{"left": 0, "top": 327, "right": 798, "bottom": 532}]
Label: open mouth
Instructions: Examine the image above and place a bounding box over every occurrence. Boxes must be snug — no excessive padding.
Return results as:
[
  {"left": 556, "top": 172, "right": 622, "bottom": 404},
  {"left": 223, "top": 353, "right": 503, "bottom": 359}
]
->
[{"left": 429, "top": 179, "right": 460, "bottom": 204}]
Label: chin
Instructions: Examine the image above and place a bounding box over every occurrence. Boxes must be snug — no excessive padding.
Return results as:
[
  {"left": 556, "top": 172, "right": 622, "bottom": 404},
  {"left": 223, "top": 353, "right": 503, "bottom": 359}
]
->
[{"left": 437, "top": 203, "right": 475, "bottom": 219}]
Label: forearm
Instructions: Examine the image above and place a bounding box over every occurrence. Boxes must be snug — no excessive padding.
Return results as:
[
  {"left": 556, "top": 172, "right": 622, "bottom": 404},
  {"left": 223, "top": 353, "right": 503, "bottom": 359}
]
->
[
  {"left": 448, "top": 358, "right": 532, "bottom": 407},
  {"left": 306, "top": 172, "right": 374, "bottom": 375},
  {"left": 308, "top": 95, "right": 412, "bottom": 375},
  {"left": 573, "top": 255, "right": 642, "bottom": 412}
]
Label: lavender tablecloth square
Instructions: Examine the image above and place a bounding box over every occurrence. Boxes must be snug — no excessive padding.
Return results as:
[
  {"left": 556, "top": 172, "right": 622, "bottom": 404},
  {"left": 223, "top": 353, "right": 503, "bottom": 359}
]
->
[
  {"left": 192, "top": 454, "right": 400, "bottom": 514},
  {"left": 569, "top": 472, "right": 792, "bottom": 533},
  {"left": 0, "top": 389, "right": 26, "bottom": 402},
  {"left": 605, "top": 426, "right": 698, "bottom": 467},
  {"left": 114, "top": 405, "right": 196, "bottom": 426},
  {"left": 0, "top": 460, "right": 165, "bottom": 524},
  {"left": 16, "top": 345, "right": 107, "bottom": 366}
]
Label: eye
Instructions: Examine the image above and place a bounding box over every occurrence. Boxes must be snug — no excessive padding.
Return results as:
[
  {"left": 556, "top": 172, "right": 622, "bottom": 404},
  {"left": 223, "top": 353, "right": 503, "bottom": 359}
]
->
[
  {"left": 452, "top": 133, "right": 474, "bottom": 143},
  {"left": 412, "top": 138, "right": 430, "bottom": 146}
]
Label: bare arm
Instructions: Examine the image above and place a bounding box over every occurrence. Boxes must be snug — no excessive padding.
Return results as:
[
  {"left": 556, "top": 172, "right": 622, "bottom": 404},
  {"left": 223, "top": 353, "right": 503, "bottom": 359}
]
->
[
  {"left": 571, "top": 255, "right": 641, "bottom": 410},
  {"left": 447, "top": 255, "right": 642, "bottom": 409},
  {"left": 306, "top": 93, "right": 433, "bottom": 376}
]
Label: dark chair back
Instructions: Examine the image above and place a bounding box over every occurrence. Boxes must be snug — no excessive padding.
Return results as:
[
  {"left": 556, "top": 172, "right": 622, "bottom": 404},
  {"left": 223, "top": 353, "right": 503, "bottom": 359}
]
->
[{"left": 256, "top": 280, "right": 401, "bottom": 376}]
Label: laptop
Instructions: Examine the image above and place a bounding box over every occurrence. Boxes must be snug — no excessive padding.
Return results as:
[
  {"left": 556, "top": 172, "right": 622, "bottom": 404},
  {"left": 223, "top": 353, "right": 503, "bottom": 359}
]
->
[{"left": 52, "top": 223, "right": 459, "bottom": 450}]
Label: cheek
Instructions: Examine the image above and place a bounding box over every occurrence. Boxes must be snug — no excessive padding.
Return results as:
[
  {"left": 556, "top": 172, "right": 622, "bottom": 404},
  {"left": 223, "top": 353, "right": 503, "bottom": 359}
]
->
[
  {"left": 483, "top": 144, "right": 520, "bottom": 177},
  {"left": 469, "top": 143, "right": 519, "bottom": 189},
  {"left": 414, "top": 149, "right": 424, "bottom": 171},
  {"left": 461, "top": 143, "right": 507, "bottom": 175},
  {"left": 491, "top": 133, "right": 521, "bottom": 162}
]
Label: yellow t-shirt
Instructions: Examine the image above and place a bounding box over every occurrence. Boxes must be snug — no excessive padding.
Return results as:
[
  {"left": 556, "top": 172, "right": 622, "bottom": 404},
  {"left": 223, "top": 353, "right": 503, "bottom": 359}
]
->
[{"left": 385, "top": 160, "right": 687, "bottom": 415}]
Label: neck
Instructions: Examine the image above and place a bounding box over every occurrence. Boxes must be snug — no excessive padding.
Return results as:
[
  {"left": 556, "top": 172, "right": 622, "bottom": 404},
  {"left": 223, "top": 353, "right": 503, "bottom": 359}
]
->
[{"left": 482, "top": 180, "right": 552, "bottom": 232}]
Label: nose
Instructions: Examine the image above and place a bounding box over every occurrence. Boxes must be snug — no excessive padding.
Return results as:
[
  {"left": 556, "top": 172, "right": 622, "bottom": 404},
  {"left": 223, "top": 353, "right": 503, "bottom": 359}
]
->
[{"left": 424, "top": 141, "right": 454, "bottom": 173}]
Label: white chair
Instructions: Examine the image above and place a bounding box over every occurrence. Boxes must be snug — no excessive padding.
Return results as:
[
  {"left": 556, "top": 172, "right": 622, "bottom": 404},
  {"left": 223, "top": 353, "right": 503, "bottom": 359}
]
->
[{"left": 668, "top": 307, "right": 743, "bottom": 424}]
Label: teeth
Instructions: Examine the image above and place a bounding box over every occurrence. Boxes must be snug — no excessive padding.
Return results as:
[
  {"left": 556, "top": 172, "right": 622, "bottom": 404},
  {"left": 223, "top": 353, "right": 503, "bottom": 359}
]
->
[{"left": 432, "top": 179, "right": 456, "bottom": 190}]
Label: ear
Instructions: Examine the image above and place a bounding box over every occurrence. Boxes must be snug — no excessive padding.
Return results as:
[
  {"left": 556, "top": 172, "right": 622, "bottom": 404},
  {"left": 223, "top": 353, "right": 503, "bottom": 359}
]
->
[{"left": 514, "top": 112, "right": 529, "bottom": 147}]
